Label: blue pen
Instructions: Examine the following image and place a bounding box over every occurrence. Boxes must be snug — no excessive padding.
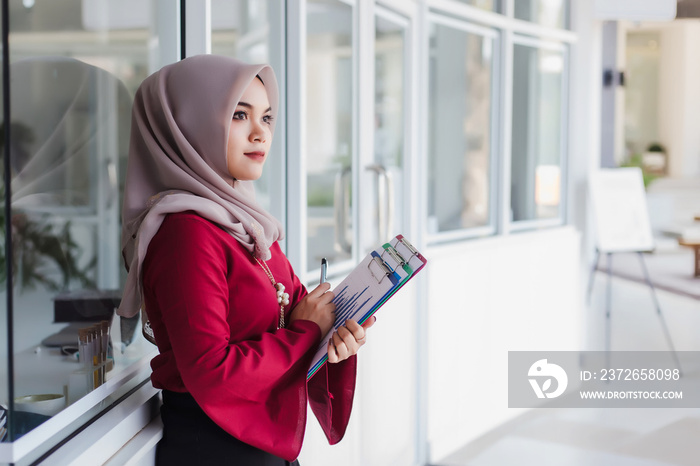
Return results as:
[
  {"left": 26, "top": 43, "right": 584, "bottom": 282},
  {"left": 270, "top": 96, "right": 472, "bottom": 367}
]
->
[{"left": 320, "top": 258, "right": 328, "bottom": 284}]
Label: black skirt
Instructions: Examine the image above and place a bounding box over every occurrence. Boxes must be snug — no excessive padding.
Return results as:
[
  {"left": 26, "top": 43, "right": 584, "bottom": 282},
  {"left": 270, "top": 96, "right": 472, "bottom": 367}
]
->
[{"left": 156, "top": 390, "right": 301, "bottom": 466}]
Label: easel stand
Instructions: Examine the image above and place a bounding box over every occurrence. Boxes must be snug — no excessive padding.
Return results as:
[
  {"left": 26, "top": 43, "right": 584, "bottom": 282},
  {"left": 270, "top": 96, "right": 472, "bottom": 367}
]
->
[{"left": 586, "top": 249, "right": 682, "bottom": 374}]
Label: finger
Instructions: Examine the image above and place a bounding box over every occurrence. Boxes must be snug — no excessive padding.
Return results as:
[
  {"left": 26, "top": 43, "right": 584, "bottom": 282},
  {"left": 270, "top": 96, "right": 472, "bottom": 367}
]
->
[
  {"left": 327, "top": 339, "right": 339, "bottom": 363},
  {"left": 308, "top": 282, "right": 331, "bottom": 297},
  {"left": 319, "top": 290, "right": 335, "bottom": 305},
  {"left": 332, "top": 331, "right": 351, "bottom": 359},
  {"left": 343, "top": 319, "right": 365, "bottom": 341},
  {"left": 361, "top": 315, "right": 377, "bottom": 330},
  {"left": 336, "top": 327, "right": 360, "bottom": 354},
  {"left": 335, "top": 325, "right": 354, "bottom": 343}
]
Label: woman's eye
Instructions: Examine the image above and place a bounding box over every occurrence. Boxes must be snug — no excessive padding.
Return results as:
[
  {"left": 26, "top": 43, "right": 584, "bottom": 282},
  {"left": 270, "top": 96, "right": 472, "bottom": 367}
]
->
[
  {"left": 233, "top": 111, "right": 247, "bottom": 120},
  {"left": 263, "top": 115, "right": 274, "bottom": 125}
]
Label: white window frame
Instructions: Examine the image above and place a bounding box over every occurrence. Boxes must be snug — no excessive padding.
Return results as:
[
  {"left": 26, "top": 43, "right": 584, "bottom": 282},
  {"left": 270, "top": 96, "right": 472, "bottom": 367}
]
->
[
  {"left": 288, "top": 0, "right": 360, "bottom": 282},
  {"left": 424, "top": 12, "right": 501, "bottom": 245},
  {"left": 508, "top": 35, "right": 570, "bottom": 232},
  {"left": 424, "top": 0, "right": 575, "bottom": 242},
  {"left": 0, "top": 2, "right": 181, "bottom": 462}
]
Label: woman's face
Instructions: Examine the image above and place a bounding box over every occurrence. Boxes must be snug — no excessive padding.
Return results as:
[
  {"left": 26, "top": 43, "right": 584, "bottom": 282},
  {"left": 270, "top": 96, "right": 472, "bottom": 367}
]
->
[{"left": 226, "top": 77, "right": 273, "bottom": 181}]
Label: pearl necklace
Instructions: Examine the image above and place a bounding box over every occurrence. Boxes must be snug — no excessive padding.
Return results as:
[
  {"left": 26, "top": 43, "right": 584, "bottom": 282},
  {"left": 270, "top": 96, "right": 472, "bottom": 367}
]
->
[{"left": 254, "top": 257, "right": 289, "bottom": 329}]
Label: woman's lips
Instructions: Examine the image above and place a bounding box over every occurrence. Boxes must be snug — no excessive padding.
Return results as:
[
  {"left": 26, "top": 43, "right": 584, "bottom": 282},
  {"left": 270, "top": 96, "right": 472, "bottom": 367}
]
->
[{"left": 244, "top": 151, "right": 265, "bottom": 161}]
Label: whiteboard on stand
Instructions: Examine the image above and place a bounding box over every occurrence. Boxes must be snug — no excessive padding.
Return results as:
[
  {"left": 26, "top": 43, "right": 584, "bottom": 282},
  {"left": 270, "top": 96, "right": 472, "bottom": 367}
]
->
[{"left": 589, "top": 167, "right": 655, "bottom": 253}]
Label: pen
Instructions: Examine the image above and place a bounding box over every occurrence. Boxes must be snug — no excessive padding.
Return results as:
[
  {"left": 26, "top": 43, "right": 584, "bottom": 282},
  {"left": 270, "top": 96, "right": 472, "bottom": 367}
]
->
[{"left": 320, "top": 257, "right": 328, "bottom": 284}]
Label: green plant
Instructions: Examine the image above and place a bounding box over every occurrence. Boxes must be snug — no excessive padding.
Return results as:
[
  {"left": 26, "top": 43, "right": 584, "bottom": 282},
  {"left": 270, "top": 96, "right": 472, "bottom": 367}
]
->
[
  {"left": 0, "top": 209, "right": 96, "bottom": 292},
  {"left": 0, "top": 122, "right": 96, "bottom": 292},
  {"left": 646, "top": 142, "right": 666, "bottom": 153},
  {"left": 620, "top": 153, "right": 659, "bottom": 189}
]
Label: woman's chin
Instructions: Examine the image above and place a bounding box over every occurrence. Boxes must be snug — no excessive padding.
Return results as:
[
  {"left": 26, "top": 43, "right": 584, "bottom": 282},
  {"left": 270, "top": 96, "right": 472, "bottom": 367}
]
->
[{"left": 232, "top": 173, "right": 263, "bottom": 182}]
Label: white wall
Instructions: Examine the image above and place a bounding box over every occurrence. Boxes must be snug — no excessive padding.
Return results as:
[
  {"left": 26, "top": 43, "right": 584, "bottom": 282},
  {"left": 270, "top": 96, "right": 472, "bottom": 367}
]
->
[
  {"left": 622, "top": 19, "right": 700, "bottom": 178},
  {"left": 425, "top": 227, "right": 583, "bottom": 462},
  {"left": 658, "top": 20, "right": 700, "bottom": 178},
  {"left": 296, "top": 227, "right": 583, "bottom": 466},
  {"left": 299, "top": 284, "right": 419, "bottom": 466}
]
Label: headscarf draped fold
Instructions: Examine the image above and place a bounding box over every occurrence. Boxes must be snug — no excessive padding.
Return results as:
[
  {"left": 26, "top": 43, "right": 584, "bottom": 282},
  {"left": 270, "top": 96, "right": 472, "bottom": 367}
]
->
[{"left": 118, "top": 55, "right": 283, "bottom": 318}]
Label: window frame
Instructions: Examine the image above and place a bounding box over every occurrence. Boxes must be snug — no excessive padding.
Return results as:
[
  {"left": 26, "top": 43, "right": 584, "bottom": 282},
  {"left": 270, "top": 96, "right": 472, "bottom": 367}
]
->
[
  {"left": 425, "top": 12, "right": 501, "bottom": 244},
  {"left": 0, "top": 1, "right": 181, "bottom": 461},
  {"left": 424, "top": 0, "right": 575, "bottom": 244},
  {"left": 508, "top": 34, "right": 570, "bottom": 231}
]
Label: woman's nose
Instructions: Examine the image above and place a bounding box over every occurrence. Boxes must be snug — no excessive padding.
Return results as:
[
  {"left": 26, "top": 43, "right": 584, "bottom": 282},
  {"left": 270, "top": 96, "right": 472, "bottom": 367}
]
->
[{"left": 250, "top": 121, "right": 267, "bottom": 143}]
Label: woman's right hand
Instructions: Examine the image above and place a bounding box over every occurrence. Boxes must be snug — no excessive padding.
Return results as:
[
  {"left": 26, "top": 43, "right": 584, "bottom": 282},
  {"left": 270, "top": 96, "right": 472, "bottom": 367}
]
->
[{"left": 289, "top": 282, "right": 335, "bottom": 336}]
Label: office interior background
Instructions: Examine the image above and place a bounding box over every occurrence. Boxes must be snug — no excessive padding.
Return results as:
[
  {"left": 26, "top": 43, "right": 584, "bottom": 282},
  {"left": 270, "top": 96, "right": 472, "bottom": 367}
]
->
[{"left": 1, "top": 0, "right": 699, "bottom": 465}]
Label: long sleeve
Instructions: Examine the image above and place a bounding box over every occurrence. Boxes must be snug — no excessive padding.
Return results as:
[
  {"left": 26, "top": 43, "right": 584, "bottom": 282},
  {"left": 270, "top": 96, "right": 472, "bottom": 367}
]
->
[
  {"left": 308, "top": 354, "right": 357, "bottom": 443},
  {"left": 142, "top": 212, "right": 357, "bottom": 461},
  {"left": 143, "top": 213, "right": 318, "bottom": 460}
]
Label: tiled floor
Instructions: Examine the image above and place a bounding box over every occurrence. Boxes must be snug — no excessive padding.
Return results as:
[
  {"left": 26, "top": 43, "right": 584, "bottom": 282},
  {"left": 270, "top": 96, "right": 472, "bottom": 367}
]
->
[{"left": 438, "top": 271, "right": 700, "bottom": 466}]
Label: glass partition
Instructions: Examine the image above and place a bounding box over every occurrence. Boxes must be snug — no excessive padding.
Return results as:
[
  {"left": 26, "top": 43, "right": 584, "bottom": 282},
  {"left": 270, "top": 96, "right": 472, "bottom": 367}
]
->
[
  {"left": 427, "top": 20, "right": 496, "bottom": 235},
  {"left": 1, "top": 0, "right": 165, "bottom": 444},
  {"left": 371, "top": 12, "right": 406, "bottom": 247},
  {"left": 211, "top": 0, "right": 285, "bottom": 218},
  {"left": 510, "top": 42, "right": 565, "bottom": 222},
  {"left": 1, "top": 4, "right": 7, "bottom": 445},
  {"left": 455, "top": 0, "right": 500, "bottom": 12},
  {"left": 513, "top": 0, "right": 569, "bottom": 29},
  {"left": 306, "top": 0, "right": 354, "bottom": 270}
]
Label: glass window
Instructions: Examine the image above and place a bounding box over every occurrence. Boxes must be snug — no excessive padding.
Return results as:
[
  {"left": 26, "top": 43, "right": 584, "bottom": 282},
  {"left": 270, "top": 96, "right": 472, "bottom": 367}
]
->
[
  {"left": 625, "top": 32, "right": 661, "bottom": 157},
  {"left": 514, "top": 0, "right": 569, "bottom": 29},
  {"left": 2, "top": 0, "right": 165, "bottom": 442},
  {"left": 0, "top": 4, "right": 6, "bottom": 446},
  {"left": 212, "top": 0, "right": 272, "bottom": 61},
  {"left": 427, "top": 22, "right": 496, "bottom": 234},
  {"left": 372, "top": 13, "right": 406, "bottom": 246},
  {"left": 211, "top": 0, "right": 285, "bottom": 217},
  {"left": 306, "top": 0, "right": 354, "bottom": 269},
  {"left": 455, "top": 0, "right": 500, "bottom": 12},
  {"left": 510, "top": 43, "right": 565, "bottom": 222}
]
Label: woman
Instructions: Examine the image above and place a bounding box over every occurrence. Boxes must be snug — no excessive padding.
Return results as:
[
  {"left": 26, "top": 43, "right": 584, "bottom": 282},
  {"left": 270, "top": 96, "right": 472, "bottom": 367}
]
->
[{"left": 117, "top": 55, "right": 374, "bottom": 465}]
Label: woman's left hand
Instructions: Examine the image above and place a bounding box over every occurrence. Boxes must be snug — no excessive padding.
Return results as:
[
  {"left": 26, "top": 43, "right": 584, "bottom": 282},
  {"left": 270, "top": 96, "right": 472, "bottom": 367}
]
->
[{"left": 327, "top": 316, "right": 376, "bottom": 363}]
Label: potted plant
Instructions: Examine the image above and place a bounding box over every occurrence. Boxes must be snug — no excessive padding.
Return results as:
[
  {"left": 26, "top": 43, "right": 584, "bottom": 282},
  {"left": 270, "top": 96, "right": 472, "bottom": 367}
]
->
[{"left": 641, "top": 142, "right": 667, "bottom": 176}]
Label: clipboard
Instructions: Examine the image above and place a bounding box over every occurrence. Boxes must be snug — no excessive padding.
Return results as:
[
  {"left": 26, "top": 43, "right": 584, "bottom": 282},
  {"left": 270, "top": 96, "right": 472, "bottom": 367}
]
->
[
  {"left": 391, "top": 235, "right": 427, "bottom": 276},
  {"left": 307, "top": 234, "right": 427, "bottom": 379}
]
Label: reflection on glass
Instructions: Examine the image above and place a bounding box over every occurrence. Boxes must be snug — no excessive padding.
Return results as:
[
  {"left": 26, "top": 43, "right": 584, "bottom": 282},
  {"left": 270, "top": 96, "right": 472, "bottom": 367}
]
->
[
  {"left": 212, "top": 0, "right": 270, "bottom": 62},
  {"left": 211, "top": 0, "right": 280, "bottom": 213},
  {"left": 2, "top": 1, "right": 158, "bottom": 440},
  {"left": 306, "top": 0, "right": 353, "bottom": 268},
  {"left": 428, "top": 23, "right": 494, "bottom": 233},
  {"left": 0, "top": 3, "right": 6, "bottom": 445},
  {"left": 455, "top": 0, "right": 499, "bottom": 12},
  {"left": 511, "top": 44, "right": 564, "bottom": 222},
  {"left": 625, "top": 32, "right": 661, "bottom": 156},
  {"left": 514, "top": 0, "right": 569, "bottom": 29},
  {"left": 373, "top": 15, "right": 405, "bottom": 246}
]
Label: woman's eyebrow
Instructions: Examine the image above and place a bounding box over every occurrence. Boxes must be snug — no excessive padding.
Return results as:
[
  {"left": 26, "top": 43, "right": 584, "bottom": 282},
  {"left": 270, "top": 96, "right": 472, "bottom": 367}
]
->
[{"left": 236, "top": 101, "right": 272, "bottom": 113}]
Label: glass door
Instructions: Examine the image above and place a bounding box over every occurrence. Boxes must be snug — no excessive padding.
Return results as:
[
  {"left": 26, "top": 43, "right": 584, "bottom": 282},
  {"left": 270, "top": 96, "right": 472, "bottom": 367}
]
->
[
  {"left": 368, "top": 7, "right": 408, "bottom": 249},
  {"left": 210, "top": 0, "right": 287, "bottom": 224},
  {"left": 305, "top": 0, "right": 355, "bottom": 272},
  {"left": 2, "top": 0, "right": 175, "bottom": 444}
]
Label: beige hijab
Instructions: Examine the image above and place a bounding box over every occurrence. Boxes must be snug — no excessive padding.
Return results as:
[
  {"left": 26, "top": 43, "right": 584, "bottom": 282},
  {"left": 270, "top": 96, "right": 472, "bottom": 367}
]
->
[{"left": 118, "top": 55, "right": 283, "bottom": 318}]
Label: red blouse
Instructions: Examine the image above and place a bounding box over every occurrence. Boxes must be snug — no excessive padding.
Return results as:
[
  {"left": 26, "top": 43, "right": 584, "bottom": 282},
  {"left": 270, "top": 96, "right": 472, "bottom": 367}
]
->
[{"left": 142, "top": 212, "right": 356, "bottom": 461}]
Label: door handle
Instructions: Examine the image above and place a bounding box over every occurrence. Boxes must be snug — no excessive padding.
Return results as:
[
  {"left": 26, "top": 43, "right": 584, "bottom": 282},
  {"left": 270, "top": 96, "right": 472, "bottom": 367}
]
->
[
  {"left": 334, "top": 166, "right": 352, "bottom": 254},
  {"left": 106, "top": 160, "right": 118, "bottom": 209},
  {"left": 365, "top": 163, "right": 394, "bottom": 242}
]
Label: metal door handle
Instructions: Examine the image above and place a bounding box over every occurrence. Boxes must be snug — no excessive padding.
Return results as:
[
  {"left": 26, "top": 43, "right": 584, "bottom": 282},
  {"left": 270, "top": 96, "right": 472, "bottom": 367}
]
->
[
  {"left": 106, "top": 160, "right": 118, "bottom": 209},
  {"left": 334, "top": 166, "right": 352, "bottom": 254},
  {"left": 365, "top": 163, "right": 394, "bottom": 242}
]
